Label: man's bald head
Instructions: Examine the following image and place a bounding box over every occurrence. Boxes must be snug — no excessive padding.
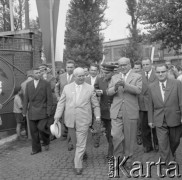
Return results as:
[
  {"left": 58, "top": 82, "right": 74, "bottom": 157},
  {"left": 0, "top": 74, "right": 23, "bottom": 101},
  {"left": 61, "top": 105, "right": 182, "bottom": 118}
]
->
[
  {"left": 73, "top": 67, "right": 85, "bottom": 85},
  {"left": 118, "top": 57, "right": 131, "bottom": 74}
]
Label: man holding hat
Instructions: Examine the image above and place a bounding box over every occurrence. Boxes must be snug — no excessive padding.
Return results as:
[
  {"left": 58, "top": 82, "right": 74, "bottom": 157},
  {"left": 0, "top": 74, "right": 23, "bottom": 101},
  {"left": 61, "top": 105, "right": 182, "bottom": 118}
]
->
[{"left": 94, "top": 63, "right": 116, "bottom": 159}]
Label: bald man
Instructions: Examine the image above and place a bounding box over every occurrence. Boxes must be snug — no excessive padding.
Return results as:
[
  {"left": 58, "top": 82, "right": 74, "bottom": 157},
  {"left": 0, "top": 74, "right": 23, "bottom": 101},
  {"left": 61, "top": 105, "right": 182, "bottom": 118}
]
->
[
  {"left": 107, "top": 57, "right": 142, "bottom": 169},
  {"left": 54, "top": 67, "right": 100, "bottom": 175}
]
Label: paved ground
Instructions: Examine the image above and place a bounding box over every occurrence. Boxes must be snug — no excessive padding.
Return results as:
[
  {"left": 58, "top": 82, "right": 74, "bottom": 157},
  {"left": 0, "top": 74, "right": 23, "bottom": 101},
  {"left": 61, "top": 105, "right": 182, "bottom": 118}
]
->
[{"left": 0, "top": 133, "right": 182, "bottom": 180}]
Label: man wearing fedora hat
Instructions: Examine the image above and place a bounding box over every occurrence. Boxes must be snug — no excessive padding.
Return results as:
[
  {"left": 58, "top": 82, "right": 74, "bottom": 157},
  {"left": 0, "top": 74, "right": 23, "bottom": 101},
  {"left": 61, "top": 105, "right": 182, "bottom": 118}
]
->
[
  {"left": 54, "top": 67, "right": 100, "bottom": 175},
  {"left": 94, "top": 63, "right": 116, "bottom": 160}
]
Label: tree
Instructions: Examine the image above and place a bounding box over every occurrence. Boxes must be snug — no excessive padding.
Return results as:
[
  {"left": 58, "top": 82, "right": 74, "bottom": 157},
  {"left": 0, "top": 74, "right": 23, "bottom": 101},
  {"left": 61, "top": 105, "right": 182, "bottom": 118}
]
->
[
  {"left": 0, "top": 0, "right": 26, "bottom": 32},
  {"left": 138, "top": 0, "right": 182, "bottom": 53},
  {"left": 64, "top": 0, "right": 109, "bottom": 67},
  {"left": 121, "top": 0, "right": 143, "bottom": 65}
]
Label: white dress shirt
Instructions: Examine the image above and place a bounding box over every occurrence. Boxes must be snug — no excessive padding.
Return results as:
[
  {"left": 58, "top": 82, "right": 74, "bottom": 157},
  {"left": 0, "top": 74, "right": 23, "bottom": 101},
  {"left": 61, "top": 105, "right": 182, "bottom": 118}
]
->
[
  {"left": 75, "top": 83, "right": 82, "bottom": 102},
  {"left": 159, "top": 80, "right": 167, "bottom": 101},
  {"left": 67, "top": 73, "right": 73, "bottom": 83},
  {"left": 145, "top": 69, "right": 152, "bottom": 79},
  {"left": 34, "top": 80, "right": 39, "bottom": 89},
  {"left": 91, "top": 76, "right": 97, "bottom": 86}
]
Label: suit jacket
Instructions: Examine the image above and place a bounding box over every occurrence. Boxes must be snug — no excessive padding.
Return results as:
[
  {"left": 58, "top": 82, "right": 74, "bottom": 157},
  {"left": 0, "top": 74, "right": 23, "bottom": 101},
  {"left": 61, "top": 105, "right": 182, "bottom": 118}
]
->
[
  {"left": 54, "top": 82, "right": 101, "bottom": 128},
  {"left": 107, "top": 71, "right": 142, "bottom": 120},
  {"left": 55, "top": 72, "right": 74, "bottom": 98},
  {"left": 85, "top": 76, "right": 98, "bottom": 86},
  {"left": 138, "top": 69, "right": 158, "bottom": 111},
  {"left": 148, "top": 79, "right": 182, "bottom": 127},
  {"left": 23, "top": 79, "right": 53, "bottom": 120},
  {"left": 94, "top": 76, "right": 113, "bottom": 119}
]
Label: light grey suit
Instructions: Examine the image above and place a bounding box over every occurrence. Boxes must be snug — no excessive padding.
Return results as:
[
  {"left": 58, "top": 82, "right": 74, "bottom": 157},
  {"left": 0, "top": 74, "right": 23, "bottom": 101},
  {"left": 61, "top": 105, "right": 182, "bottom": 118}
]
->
[
  {"left": 54, "top": 82, "right": 100, "bottom": 168},
  {"left": 107, "top": 71, "right": 142, "bottom": 158}
]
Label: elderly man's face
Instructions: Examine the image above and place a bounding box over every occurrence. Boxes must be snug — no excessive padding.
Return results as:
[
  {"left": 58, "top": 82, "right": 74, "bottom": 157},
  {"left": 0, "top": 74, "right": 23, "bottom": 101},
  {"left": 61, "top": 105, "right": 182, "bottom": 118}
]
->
[
  {"left": 118, "top": 58, "right": 131, "bottom": 75},
  {"left": 75, "top": 71, "right": 85, "bottom": 85}
]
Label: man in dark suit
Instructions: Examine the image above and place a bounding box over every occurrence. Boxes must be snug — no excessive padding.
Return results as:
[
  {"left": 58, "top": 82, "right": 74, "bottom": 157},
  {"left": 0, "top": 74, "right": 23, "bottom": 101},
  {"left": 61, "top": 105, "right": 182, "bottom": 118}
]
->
[
  {"left": 23, "top": 67, "right": 53, "bottom": 155},
  {"left": 148, "top": 63, "right": 182, "bottom": 164},
  {"left": 94, "top": 64, "right": 115, "bottom": 159},
  {"left": 138, "top": 59, "right": 158, "bottom": 153},
  {"left": 55, "top": 60, "right": 75, "bottom": 150}
]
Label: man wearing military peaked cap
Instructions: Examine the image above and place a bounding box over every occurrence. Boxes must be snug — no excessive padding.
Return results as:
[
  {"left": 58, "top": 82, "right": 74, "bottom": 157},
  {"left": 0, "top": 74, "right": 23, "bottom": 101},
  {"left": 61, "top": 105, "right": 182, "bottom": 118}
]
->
[{"left": 101, "top": 63, "right": 116, "bottom": 72}]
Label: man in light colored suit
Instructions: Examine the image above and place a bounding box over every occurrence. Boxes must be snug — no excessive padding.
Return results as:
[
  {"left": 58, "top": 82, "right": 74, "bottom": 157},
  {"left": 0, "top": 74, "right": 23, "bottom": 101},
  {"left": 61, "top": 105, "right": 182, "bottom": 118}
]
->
[
  {"left": 138, "top": 59, "right": 158, "bottom": 152},
  {"left": 54, "top": 67, "right": 101, "bottom": 175},
  {"left": 55, "top": 60, "right": 75, "bottom": 150},
  {"left": 107, "top": 57, "right": 142, "bottom": 169},
  {"left": 148, "top": 64, "right": 182, "bottom": 164}
]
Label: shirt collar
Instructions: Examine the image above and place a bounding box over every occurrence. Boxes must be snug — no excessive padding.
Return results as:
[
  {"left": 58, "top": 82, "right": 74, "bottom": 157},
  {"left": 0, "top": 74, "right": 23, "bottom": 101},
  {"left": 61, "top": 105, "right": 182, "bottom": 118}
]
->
[
  {"left": 159, "top": 80, "right": 167, "bottom": 86},
  {"left": 123, "top": 69, "right": 132, "bottom": 79}
]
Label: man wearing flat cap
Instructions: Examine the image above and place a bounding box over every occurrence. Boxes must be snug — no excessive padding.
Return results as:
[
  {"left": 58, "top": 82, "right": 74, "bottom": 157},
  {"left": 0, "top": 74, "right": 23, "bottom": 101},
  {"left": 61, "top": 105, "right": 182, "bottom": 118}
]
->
[{"left": 94, "top": 63, "right": 115, "bottom": 159}]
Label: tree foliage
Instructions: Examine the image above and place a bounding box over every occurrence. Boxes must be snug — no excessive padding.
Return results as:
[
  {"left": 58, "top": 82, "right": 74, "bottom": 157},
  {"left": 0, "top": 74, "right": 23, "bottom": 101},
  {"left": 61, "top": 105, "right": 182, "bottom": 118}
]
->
[
  {"left": 138, "top": 0, "right": 182, "bottom": 53},
  {"left": 121, "top": 0, "right": 143, "bottom": 64},
  {"left": 64, "top": 0, "right": 109, "bottom": 67}
]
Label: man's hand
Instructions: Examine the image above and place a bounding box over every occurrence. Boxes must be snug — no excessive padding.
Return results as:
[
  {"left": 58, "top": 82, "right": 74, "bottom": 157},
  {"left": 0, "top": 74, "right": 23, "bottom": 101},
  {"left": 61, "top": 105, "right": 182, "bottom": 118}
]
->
[
  {"left": 95, "top": 90, "right": 103, "bottom": 97},
  {"left": 115, "top": 79, "right": 125, "bottom": 91},
  {"left": 95, "top": 117, "right": 101, "bottom": 122},
  {"left": 22, "top": 114, "right": 26, "bottom": 117},
  {"left": 148, "top": 123, "right": 155, "bottom": 128},
  {"left": 54, "top": 117, "right": 60, "bottom": 124}
]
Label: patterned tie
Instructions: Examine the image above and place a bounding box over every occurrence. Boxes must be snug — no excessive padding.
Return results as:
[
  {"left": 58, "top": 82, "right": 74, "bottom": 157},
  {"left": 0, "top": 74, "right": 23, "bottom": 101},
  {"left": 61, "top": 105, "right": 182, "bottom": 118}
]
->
[{"left": 162, "top": 83, "right": 166, "bottom": 101}]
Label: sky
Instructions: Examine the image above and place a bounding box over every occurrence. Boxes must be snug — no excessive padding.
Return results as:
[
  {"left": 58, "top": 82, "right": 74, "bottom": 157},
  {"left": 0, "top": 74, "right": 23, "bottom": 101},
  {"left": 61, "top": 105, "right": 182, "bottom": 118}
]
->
[{"left": 29, "top": 0, "right": 131, "bottom": 42}]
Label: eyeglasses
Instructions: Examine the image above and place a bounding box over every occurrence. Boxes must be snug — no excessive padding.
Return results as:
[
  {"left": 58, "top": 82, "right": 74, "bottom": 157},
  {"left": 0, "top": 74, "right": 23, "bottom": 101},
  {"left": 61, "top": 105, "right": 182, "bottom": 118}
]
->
[{"left": 156, "top": 71, "right": 166, "bottom": 74}]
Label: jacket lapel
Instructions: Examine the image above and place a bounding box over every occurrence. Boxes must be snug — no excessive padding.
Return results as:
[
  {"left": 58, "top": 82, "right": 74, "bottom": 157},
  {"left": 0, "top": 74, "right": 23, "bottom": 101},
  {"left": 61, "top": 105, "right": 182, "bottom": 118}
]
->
[
  {"left": 164, "top": 79, "right": 173, "bottom": 103},
  {"left": 149, "top": 70, "right": 156, "bottom": 83},
  {"left": 31, "top": 79, "right": 42, "bottom": 101},
  {"left": 126, "top": 71, "right": 134, "bottom": 84},
  {"left": 154, "top": 82, "right": 163, "bottom": 104}
]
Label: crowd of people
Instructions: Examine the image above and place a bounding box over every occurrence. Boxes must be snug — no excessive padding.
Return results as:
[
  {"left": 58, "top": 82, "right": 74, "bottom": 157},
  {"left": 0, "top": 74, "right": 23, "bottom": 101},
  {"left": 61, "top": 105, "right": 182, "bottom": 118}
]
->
[{"left": 14, "top": 58, "right": 182, "bottom": 175}]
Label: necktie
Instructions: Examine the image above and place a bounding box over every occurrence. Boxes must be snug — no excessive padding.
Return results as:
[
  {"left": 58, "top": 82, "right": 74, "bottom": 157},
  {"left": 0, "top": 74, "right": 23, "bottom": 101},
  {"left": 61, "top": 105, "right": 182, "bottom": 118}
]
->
[
  {"left": 146, "top": 72, "right": 149, "bottom": 81},
  {"left": 161, "top": 83, "right": 165, "bottom": 101},
  {"left": 67, "top": 75, "right": 71, "bottom": 83},
  {"left": 162, "top": 83, "right": 165, "bottom": 91}
]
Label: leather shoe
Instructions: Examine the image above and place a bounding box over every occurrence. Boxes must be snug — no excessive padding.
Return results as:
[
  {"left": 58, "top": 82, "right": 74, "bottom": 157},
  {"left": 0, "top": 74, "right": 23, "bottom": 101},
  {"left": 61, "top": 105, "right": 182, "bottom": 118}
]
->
[
  {"left": 30, "top": 149, "right": 42, "bottom": 155},
  {"left": 75, "top": 168, "right": 82, "bottom": 175},
  {"left": 83, "top": 153, "right": 88, "bottom": 160},
  {"left": 143, "top": 146, "right": 153, "bottom": 153},
  {"left": 68, "top": 144, "right": 74, "bottom": 151}
]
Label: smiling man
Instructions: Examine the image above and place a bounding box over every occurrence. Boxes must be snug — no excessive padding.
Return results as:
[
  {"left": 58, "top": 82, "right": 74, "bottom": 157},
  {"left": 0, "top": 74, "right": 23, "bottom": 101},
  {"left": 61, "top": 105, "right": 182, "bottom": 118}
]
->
[
  {"left": 54, "top": 67, "right": 100, "bottom": 175},
  {"left": 148, "top": 63, "right": 182, "bottom": 164}
]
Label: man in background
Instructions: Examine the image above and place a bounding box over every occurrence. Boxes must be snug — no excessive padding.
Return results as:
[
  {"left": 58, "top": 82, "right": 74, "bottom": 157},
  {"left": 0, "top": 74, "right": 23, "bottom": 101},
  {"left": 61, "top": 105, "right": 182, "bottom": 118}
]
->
[
  {"left": 55, "top": 60, "right": 75, "bottom": 150},
  {"left": 138, "top": 59, "right": 158, "bottom": 153}
]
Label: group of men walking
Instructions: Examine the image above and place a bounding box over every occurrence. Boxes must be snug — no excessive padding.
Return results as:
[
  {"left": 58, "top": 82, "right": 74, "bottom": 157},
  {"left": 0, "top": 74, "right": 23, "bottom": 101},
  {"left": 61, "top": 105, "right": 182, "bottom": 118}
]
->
[{"left": 22, "top": 57, "right": 182, "bottom": 175}]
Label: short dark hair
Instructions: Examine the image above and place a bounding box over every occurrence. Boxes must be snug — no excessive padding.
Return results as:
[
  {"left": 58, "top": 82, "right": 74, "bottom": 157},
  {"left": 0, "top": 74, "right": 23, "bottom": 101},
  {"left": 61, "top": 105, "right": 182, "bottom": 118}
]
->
[
  {"left": 66, "top": 60, "right": 75, "bottom": 66},
  {"left": 155, "top": 63, "right": 168, "bottom": 70},
  {"left": 142, "top": 59, "right": 152, "bottom": 63},
  {"left": 134, "top": 61, "right": 142, "bottom": 67},
  {"left": 90, "top": 63, "right": 99, "bottom": 70}
]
